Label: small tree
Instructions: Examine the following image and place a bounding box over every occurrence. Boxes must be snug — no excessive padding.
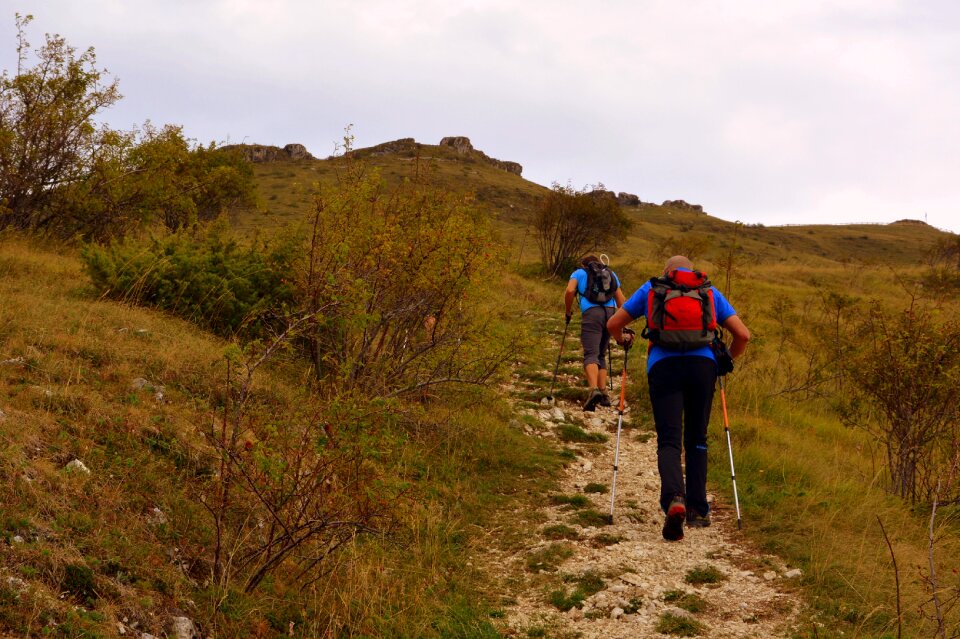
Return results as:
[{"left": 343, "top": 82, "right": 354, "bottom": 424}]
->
[
  {"left": 2, "top": 17, "right": 256, "bottom": 239},
  {"left": 841, "top": 296, "right": 960, "bottom": 504},
  {"left": 0, "top": 14, "right": 120, "bottom": 229},
  {"left": 534, "top": 183, "right": 632, "bottom": 276}
]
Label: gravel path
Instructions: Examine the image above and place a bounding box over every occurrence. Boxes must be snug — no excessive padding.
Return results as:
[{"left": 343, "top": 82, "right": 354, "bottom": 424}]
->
[{"left": 483, "top": 376, "right": 802, "bottom": 638}]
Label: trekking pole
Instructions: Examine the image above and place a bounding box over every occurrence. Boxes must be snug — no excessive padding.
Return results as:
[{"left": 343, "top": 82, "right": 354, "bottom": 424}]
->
[
  {"left": 607, "top": 340, "right": 614, "bottom": 391},
  {"left": 607, "top": 331, "right": 633, "bottom": 524},
  {"left": 545, "top": 316, "right": 571, "bottom": 405},
  {"left": 718, "top": 376, "right": 743, "bottom": 530}
]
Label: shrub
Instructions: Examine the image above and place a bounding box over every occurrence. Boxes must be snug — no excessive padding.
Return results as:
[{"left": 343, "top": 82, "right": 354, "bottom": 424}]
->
[
  {"left": 82, "top": 223, "right": 297, "bottom": 338},
  {"left": 298, "top": 161, "right": 518, "bottom": 396}
]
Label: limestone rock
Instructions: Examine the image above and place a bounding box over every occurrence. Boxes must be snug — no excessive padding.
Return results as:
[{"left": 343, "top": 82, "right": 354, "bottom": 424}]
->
[
  {"left": 282, "top": 143, "right": 311, "bottom": 160},
  {"left": 222, "top": 143, "right": 315, "bottom": 163},
  {"left": 784, "top": 568, "right": 803, "bottom": 579},
  {"left": 763, "top": 570, "right": 777, "bottom": 581},
  {"left": 169, "top": 616, "right": 199, "bottom": 639},
  {"left": 65, "top": 459, "right": 91, "bottom": 474},
  {"left": 550, "top": 407, "right": 565, "bottom": 422},
  {"left": 662, "top": 199, "right": 705, "bottom": 213},
  {"left": 439, "top": 136, "right": 474, "bottom": 154},
  {"left": 439, "top": 136, "right": 522, "bottom": 175},
  {"left": 617, "top": 192, "right": 641, "bottom": 206}
]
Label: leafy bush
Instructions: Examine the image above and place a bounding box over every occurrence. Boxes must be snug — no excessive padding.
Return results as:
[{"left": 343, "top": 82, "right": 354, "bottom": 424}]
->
[
  {"left": 82, "top": 223, "right": 297, "bottom": 337},
  {"left": 298, "top": 160, "right": 518, "bottom": 395}
]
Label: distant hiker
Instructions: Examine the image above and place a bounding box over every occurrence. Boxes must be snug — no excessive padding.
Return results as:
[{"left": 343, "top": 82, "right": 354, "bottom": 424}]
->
[
  {"left": 564, "top": 255, "right": 627, "bottom": 411},
  {"left": 607, "top": 255, "right": 750, "bottom": 541}
]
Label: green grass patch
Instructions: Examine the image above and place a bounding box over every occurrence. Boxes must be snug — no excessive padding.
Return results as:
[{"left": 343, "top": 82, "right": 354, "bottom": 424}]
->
[
  {"left": 589, "top": 533, "right": 623, "bottom": 547},
  {"left": 656, "top": 611, "right": 705, "bottom": 636},
  {"left": 526, "top": 543, "right": 574, "bottom": 573},
  {"left": 556, "top": 423, "right": 607, "bottom": 443},
  {"left": 663, "top": 590, "right": 708, "bottom": 613},
  {"left": 583, "top": 482, "right": 608, "bottom": 494},
  {"left": 547, "top": 571, "right": 605, "bottom": 611},
  {"left": 570, "top": 509, "right": 610, "bottom": 527},
  {"left": 549, "top": 494, "right": 590, "bottom": 509},
  {"left": 542, "top": 524, "right": 580, "bottom": 541},
  {"left": 684, "top": 565, "right": 726, "bottom": 586}
]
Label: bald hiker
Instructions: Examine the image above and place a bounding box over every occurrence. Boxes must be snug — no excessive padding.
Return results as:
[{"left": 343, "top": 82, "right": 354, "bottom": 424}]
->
[{"left": 607, "top": 255, "right": 750, "bottom": 541}]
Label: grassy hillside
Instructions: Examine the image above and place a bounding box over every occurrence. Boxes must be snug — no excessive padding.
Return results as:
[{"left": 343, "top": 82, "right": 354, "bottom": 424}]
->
[
  {"left": 2, "top": 137, "right": 958, "bottom": 638},
  {"left": 0, "top": 235, "right": 563, "bottom": 637},
  {"left": 235, "top": 141, "right": 948, "bottom": 276}
]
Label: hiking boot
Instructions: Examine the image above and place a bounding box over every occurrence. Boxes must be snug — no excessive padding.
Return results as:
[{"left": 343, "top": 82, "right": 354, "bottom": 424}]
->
[
  {"left": 686, "top": 510, "right": 711, "bottom": 528},
  {"left": 598, "top": 392, "right": 612, "bottom": 407},
  {"left": 582, "top": 388, "right": 604, "bottom": 412},
  {"left": 662, "top": 496, "right": 686, "bottom": 541}
]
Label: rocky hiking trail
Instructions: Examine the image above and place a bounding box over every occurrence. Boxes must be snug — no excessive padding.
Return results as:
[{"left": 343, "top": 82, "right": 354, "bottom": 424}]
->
[{"left": 482, "top": 350, "right": 803, "bottom": 638}]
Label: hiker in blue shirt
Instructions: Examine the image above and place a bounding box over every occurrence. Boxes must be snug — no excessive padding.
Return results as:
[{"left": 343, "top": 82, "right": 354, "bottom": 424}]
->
[
  {"left": 607, "top": 255, "right": 750, "bottom": 541},
  {"left": 564, "top": 255, "right": 627, "bottom": 412}
]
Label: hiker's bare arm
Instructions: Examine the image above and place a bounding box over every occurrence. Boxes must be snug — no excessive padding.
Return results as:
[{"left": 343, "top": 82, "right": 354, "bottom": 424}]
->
[
  {"left": 564, "top": 279, "right": 578, "bottom": 318},
  {"left": 607, "top": 307, "right": 634, "bottom": 345},
  {"left": 723, "top": 315, "right": 750, "bottom": 359},
  {"left": 614, "top": 288, "right": 626, "bottom": 307}
]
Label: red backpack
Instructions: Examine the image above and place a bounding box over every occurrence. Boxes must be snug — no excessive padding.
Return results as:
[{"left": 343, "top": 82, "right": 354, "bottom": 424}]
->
[{"left": 641, "top": 270, "right": 718, "bottom": 351}]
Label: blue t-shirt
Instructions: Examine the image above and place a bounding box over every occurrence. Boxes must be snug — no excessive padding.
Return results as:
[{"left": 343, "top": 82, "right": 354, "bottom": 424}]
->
[
  {"left": 621, "top": 270, "right": 737, "bottom": 373},
  {"left": 569, "top": 268, "right": 621, "bottom": 313}
]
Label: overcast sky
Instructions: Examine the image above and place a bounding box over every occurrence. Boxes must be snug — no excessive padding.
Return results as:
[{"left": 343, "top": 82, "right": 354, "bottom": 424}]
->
[{"left": 4, "top": 1, "right": 959, "bottom": 233}]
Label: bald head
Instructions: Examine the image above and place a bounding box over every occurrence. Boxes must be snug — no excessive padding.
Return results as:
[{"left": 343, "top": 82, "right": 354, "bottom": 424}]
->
[{"left": 663, "top": 255, "right": 694, "bottom": 274}]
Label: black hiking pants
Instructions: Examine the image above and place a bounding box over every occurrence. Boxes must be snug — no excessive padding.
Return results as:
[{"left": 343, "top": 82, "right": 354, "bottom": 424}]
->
[{"left": 647, "top": 356, "right": 717, "bottom": 516}]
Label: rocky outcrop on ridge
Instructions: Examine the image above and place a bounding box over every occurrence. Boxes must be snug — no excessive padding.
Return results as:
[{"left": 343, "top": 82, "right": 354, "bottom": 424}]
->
[
  {"left": 617, "top": 192, "right": 642, "bottom": 207},
  {"left": 223, "top": 143, "right": 314, "bottom": 163},
  {"left": 662, "top": 199, "right": 705, "bottom": 213},
  {"left": 439, "top": 136, "right": 523, "bottom": 176}
]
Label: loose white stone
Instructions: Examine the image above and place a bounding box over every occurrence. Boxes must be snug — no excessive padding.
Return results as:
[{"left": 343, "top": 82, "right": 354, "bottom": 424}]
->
[
  {"left": 551, "top": 407, "right": 565, "bottom": 421},
  {"left": 610, "top": 607, "right": 624, "bottom": 619},
  {"left": 169, "top": 616, "right": 199, "bottom": 639},
  {"left": 65, "top": 459, "right": 91, "bottom": 474},
  {"left": 763, "top": 571, "right": 777, "bottom": 581},
  {"left": 785, "top": 568, "right": 803, "bottom": 579}
]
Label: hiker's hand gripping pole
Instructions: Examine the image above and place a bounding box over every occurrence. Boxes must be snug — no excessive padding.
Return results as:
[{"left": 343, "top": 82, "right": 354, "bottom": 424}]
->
[
  {"left": 718, "top": 376, "right": 743, "bottom": 530},
  {"left": 608, "top": 338, "right": 631, "bottom": 524}
]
